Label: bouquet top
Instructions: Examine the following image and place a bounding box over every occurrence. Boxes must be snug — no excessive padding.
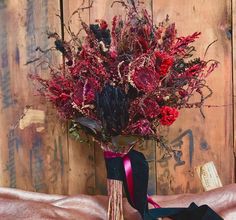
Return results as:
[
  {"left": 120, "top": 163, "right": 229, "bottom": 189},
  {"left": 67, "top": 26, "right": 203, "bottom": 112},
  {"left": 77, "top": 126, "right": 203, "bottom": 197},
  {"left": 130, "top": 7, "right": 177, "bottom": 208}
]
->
[{"left": 31, "top": 1, "right": 218, "bottom": 147}]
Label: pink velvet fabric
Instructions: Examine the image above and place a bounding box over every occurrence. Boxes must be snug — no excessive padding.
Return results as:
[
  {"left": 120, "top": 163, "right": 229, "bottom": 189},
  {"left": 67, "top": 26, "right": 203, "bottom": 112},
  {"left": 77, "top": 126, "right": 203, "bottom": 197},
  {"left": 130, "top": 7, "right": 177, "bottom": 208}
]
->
[{"left": 0, "top": 184, "right": 235, "bottom": 219}]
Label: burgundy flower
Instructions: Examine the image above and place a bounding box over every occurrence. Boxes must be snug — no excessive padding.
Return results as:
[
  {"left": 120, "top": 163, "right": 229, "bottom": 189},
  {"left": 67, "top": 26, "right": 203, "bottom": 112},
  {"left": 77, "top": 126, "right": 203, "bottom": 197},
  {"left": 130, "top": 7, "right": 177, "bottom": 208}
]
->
[
  {"left": 72, "top": 82, "right": 84, "bottom": 106},
  {"left": 140, "top": 98, "right": 160, "bottom": 119},
  {"left": 84, "top": 78, "right": 100, "bottom": 103},
  {"left": 178, "top": 89, "right": 188, "bottom": 97},
  {"left": 137, "top": 36, "right": 148, "bottom": 51},
  {"left": 128, "top": 119, "right": 153, "bottom": 136},
  {"left": 160, "top": 106, "right": 179, "bottom": 126},
  {"left": 46, "top": 76, "right": 75, "bottom": 119},
  {"left": 154, "top": 51, "right": 174, "bottom": 77},
  {"left": 69, "top": 58, "right": 108, "bottom": 80},
  {"left": 48, "top": 93, "right": 73, "bottom": 119},
  {"left": 143, "top": 24, "right": 151, "bottom": 37},
  {"left": 69, "top": 60, "right": 90, "bottom": 76},
  {"left": 73, "top": 78, "right": 99, "bottom": 106},
  {"left": 184, "top": 63, "right": 203, "bottom": 77},
  {"left": 99, "top": 20, "right": 108, "bottom": 30},
  {"left": 132, "top": 67, "right": 159, "bottom": 93},
  {"left": 109, "top": 48, "right": 118, "bottom": 59}
]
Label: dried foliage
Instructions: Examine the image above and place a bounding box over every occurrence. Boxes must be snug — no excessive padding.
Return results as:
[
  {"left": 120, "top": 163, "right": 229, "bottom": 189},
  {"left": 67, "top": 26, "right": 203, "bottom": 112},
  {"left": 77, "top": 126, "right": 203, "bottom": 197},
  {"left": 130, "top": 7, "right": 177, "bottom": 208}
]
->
[{"left": 29, "top": 0, "right": 218, "bottom": 149}]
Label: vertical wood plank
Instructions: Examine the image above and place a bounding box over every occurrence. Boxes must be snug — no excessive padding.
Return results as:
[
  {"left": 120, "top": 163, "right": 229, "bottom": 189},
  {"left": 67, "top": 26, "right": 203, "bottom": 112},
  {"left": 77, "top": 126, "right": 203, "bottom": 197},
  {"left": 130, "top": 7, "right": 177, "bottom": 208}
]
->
[
  {"left": 233, "top": 0, "right": 236, "bottom": 180},
  {"left": 63, "top": 0, "right": 96, "bottom": 195},
  {"left": 89, "top": 0, "right": 156, "bottom": 195},
  {"left": 153, "top": 0, "right": 234, "bottom": 194},
  {"left": 0, "top": 0, "right": 69, "bottom": 194}
]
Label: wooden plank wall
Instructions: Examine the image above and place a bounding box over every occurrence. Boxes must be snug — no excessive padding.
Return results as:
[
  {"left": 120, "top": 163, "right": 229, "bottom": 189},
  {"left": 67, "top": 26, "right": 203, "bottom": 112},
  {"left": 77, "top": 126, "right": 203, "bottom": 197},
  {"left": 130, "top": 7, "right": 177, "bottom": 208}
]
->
[
  {"left": 154, "top": 0, "right": 234, "bottom": 194},
  {"left": 63, "top": 0, "right": 96, "bottom": 196},
  {"left": 233, "top": 0, "right": 236, "bottom": 180},
  {"left": 0, "top": 0, "right": 234, "bottom": 196},
  {"left": 0, "top": 0, "right": 69, "bottom": 194}
]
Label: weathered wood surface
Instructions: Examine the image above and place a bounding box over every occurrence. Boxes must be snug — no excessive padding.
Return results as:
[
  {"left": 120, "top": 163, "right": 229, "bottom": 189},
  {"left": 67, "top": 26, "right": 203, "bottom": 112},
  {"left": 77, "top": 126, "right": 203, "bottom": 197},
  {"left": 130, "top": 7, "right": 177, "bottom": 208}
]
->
[
  {"left": 0, "top": 0, "right": 69, "bottom": 194},
  {"left": 233, "top": 0, "right": 236, "bottom": 170},
  {"left": 153, "top": 0, "right": 234, "bottom": 194},
  {"left": 63, "top": 0, "right": 96, "bottom": 195}
]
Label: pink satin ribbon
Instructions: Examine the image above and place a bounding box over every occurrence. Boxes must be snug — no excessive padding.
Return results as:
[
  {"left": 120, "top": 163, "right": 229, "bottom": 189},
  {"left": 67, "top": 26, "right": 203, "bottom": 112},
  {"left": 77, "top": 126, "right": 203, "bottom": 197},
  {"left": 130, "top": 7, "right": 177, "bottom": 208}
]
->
[
  {"left": 147, "top": 195, "right": 161, "bottom": 208},
  {"left": 104, "top": 151, "right": 160, "bottom": 208},
  {"left": 123, "top": 154, "right": 135, "bottom": 203}
]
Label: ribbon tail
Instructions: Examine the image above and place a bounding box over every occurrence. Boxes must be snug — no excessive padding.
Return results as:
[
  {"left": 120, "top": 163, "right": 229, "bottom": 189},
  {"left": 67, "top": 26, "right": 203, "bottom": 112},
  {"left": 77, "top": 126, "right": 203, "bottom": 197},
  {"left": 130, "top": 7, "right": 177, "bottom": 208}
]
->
[
  {"left": 147, "top": 195, "right": 161, "bottom": 208},
  {"left": 123, "top": 150, "right": 160, "bottom": 217}
]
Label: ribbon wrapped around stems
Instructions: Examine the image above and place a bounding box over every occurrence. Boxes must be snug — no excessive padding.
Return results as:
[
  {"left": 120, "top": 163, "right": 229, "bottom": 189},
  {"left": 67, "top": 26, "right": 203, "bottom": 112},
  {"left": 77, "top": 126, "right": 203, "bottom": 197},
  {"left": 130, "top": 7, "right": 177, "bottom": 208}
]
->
[
  {"left": 104, "top": 149, "right": 160, "bottom": 219},
  {"left": 104, "top": 149, "right": 223, "bottom": 220}
]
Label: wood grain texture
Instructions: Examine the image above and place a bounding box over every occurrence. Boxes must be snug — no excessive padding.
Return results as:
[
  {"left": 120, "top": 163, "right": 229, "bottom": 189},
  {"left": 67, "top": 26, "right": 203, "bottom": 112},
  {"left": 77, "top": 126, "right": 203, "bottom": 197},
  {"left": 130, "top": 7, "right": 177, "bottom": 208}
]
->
[
  {"left": 0, "top": 0, "right": 69, "bottom": 194},
  {"left": 62, "top": 0, "right": 96, "bottom": 195},
  {"left": 233, "top": 0, "right": 236, "bottom": 178},
  {"left": 153, "top": 0, "right": 234, "bottom": 194}
]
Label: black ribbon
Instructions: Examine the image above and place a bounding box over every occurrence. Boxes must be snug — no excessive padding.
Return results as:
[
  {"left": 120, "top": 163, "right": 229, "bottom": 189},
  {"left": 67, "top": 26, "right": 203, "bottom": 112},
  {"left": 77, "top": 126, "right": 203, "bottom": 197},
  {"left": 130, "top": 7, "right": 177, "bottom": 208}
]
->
[{"left": 104, "top": 149, "right": 224, "bottom": 220}]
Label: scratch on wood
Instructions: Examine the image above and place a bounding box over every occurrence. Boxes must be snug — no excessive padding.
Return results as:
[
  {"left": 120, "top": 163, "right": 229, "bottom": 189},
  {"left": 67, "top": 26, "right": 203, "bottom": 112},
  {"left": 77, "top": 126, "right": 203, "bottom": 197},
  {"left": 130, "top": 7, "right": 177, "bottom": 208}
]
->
[
  {"left": 47, "top": 137, "right": 64, "bottom": 184},
  {"left": 15, "top": 46, "right": 20, "bottom": 64},
  {"left": 0, "top": 10, "right": 14, "bottom": 109},
  {"left": 5, "top": 129, "right": 21, "bottom": 188},
  {"left": 30, "top": 135, "right": 46, "bottom": 191},
  {"left": 157, "top": 160, "right": 172, "bottom": 194},
  {"left": 57, "top": 136, "right": 64, "bottom": 176},
  {"left": 40, "top": 0, "right": 52, "bottom": 69},
  {"left": 26, "top": 0, "right": 37, "bottom": 71},
  {"left": 157, "top": 129, "right": 195, "bottom": 193},
  {"left": 171, "top": 129, "right": 194, "bottom": 167}
]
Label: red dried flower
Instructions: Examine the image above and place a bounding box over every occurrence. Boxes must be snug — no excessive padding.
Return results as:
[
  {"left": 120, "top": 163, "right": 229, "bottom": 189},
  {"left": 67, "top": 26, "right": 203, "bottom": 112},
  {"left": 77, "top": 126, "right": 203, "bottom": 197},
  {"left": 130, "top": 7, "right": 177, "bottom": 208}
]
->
[
  {"left": 172, "top": 32, "right": 201, "bottom": 55},
  {"left": 71, "top": 82, "right": 83, "bottom": 106},
  {"left": 141, "top": 98, "right": 160, "bottom": 119},
  {"left": 132, "top": 67, "right": 159, "bottom": 93},
  {"left": 178, "top": 89, "right": 188, "bottom": 98},
  {"left": 143, "top": 24, "right": 151, "bottom": 37},
  {"left": 137, "top": 36, "right": 149, "bottom": 51},
  {"left": 30, "top": 3, "right": 216, "bottom": 142},
  {"left": 72, "top": 78, "right": 99, "bottom": 106},
  {"left": 46, "top": 77, "right": 74, "bottom": 119},
  {"left": 109, "top": 48, "right": 118, "bottom": 59},
  {"left": 154, "top": 51, "right": 174, "bottom": 77},
  {"left": 70, "top": 59, "right": 108, "bottom": 80},
  {"left": 160, "top": 106, "right": 179, "bottom": 126},
  {"left": 128, "top": 119, "right": 153, "bottom": 136},
  {"left": 183, "top": 63, "right": 204, "bottom": 78},
  {"left": 84, "top": 78, "right": 100, "bottom": 103},
  {"left": 162, "top": 23, "right": 177, "bottom": 51},
  {"left": 100, "top": 20, "right": 108, "bottom": 30},
  {"left": 95, "top": 19, "right": 108, "bottom": 30}
]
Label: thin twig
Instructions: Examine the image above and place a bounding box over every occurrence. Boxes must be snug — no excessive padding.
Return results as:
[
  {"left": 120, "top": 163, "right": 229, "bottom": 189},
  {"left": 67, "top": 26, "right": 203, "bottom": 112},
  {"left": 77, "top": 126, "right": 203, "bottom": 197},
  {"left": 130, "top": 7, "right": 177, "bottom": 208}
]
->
[{"left": 204, "top": 39, "right": 218, "bottom": 58}]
